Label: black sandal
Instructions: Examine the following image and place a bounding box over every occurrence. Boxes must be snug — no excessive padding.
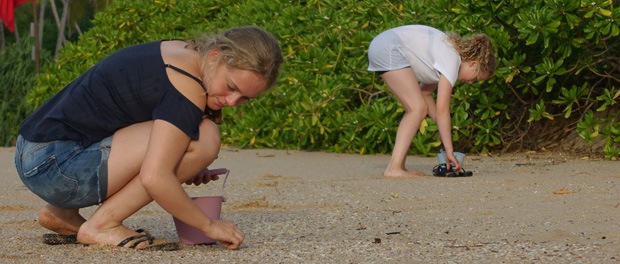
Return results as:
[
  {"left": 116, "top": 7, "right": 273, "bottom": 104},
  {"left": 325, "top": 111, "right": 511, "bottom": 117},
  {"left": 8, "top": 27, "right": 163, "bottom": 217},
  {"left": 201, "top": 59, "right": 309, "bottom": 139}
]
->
[
  {"left": 117, "top": 229, "right": 180, "bottom": 251},
  {"left": 43, "top": 233, "right": 78, "bottom": 245},
  {"left": 432, "top": 163, "right": 473, "bottom": 177}
]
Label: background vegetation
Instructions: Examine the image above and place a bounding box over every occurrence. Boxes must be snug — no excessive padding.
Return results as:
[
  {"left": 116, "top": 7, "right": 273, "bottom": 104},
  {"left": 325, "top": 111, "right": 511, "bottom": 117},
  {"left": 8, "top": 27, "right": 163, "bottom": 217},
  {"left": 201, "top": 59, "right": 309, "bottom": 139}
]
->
[
  {"left": 1, "top": 0, "right": 105, "bottom": 146},
  {"left": 2, "top": 0, "right": 619, "bottom": 159},
  {"left": 0, "top": 39, "right": 40, "bottom": 146}
]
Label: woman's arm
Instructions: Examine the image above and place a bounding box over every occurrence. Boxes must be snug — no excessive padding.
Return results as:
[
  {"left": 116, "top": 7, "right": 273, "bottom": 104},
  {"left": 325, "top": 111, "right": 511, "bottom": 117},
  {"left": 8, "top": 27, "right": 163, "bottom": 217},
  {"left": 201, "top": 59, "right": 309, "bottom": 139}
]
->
[
  {"left": 139, "top": 119, "right": 243, "bottom": 249},
  {"left": 139, "top": 120, "right": 211, "bottom": 227}
]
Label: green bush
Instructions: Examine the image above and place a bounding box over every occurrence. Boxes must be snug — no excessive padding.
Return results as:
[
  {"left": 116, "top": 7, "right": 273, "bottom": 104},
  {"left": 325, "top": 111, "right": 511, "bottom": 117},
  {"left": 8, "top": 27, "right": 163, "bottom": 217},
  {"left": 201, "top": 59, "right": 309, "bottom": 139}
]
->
[
  {"left": 218, "top": 0, "right": 439, "bottom": 154},
  {"left": 0, "top": 39, "right": 46, "bottom": 146},
  {"left": 28, "top": 0, "right": 232, "bottom": 111},
  {"left": 23, "top": 0, "right": 619, "bottom": 159},
  {"left": 424, "top": 0, "right": 619, "bottom": 159}
]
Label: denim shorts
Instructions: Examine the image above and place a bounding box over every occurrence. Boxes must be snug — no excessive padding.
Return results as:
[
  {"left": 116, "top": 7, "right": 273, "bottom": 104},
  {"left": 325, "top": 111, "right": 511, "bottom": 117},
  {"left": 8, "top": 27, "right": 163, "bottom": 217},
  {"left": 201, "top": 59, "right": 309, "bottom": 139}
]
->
[{"left": 14, "top": 135, "right": 112, "bottom": 209}]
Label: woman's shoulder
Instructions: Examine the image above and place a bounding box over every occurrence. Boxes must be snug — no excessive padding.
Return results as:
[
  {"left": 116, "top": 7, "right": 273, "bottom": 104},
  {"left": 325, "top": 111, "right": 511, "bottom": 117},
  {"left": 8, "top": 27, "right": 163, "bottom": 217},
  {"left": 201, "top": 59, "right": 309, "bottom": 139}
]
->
[
  {"left": 160, "top": 41, "right": 201, "bottom": 73},
  {"left": 160, "top": 40, "right": 192, "bottom": 55}
]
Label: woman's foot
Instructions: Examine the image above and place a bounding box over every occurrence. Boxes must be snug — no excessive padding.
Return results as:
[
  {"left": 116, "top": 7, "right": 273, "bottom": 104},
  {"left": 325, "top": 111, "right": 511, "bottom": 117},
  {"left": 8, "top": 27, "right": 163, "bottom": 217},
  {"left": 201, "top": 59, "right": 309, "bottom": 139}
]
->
[
  {"left": 38, "top": 204, "right": 86, "bottom": 235},
  {"left": 383, "top": 168, "right": 426, "bottom": 178},
  {"left": 77, "top": 222, "right": 150, "bottom": 249}
]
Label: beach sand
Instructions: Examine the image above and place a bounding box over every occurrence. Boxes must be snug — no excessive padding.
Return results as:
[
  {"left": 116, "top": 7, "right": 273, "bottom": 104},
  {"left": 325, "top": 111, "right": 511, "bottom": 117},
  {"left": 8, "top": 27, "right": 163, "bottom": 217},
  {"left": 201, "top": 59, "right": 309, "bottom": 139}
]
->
[{"left": 1, "top": 147, "right": 618, "bottom": 263}]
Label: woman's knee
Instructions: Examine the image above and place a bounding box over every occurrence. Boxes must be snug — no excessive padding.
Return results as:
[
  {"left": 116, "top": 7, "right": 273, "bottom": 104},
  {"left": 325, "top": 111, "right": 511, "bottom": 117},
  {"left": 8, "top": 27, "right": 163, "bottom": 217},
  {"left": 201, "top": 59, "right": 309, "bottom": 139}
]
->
[
  {"left": 176, "top": 120, "right": 221, "bottom": 182},
  {"left": 187, "top": 119, "right": 221, "bottom": 163}
]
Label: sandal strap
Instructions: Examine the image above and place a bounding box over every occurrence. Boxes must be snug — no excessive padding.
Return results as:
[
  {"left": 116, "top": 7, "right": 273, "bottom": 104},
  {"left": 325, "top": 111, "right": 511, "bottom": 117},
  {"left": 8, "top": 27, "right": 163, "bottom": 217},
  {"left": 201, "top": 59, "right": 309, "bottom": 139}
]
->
[
  {"left": 134, "top": 229, "right": 154, "bottom": 243},
  {"left": 117, "top": 234, "right": 145, "bottom": 248},
  {"left": 117, "top": 229, "right": 154, "bottom": 248}
]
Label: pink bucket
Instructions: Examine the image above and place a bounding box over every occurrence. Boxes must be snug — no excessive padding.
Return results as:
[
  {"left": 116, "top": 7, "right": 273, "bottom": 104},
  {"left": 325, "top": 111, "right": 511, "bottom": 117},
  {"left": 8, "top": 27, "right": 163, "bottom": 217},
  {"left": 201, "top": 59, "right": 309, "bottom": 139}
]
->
[{"left": 173, "top": 168, "right": 229, "bottom": 245}]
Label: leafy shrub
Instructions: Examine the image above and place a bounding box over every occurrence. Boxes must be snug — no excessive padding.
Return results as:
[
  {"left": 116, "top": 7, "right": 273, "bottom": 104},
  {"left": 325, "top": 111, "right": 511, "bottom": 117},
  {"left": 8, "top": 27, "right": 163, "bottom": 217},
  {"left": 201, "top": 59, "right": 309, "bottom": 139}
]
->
[
  {"left": 0, "top": 39, "right": 47, "bottom": 146},
  {"left": 424, "top": 0, "right": 619, "bottom": 159},
  {"left": 23, "top": 0, "right": 619, "bottom": 159},
  {"left": 28, "top": 0, "right": 232, "bottom": 111},
  {"left": 218, "top": 0, "right": 438, "bottom": 154}
]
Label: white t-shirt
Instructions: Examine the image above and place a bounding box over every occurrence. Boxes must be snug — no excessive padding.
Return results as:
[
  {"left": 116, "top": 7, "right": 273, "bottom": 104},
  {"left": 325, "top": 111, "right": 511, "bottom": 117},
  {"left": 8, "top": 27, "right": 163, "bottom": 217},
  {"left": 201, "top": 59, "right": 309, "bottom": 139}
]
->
[{"left": 390, "top": 25, "right": 461, "bottom": 86}]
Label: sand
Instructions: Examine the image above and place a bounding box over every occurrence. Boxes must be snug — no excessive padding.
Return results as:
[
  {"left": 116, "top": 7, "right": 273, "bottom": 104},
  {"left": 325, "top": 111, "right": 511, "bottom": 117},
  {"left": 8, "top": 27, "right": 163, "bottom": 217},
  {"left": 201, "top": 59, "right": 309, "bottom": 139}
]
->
[{"left": 1, "top": 146, "right": 618, "bottom": 263}]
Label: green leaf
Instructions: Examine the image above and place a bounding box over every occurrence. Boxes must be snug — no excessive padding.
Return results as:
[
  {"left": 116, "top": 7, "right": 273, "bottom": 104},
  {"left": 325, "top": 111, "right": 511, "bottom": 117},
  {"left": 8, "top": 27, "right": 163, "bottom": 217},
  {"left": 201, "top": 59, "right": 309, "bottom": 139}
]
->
[{"left": 526, "top": 32, "right": 539, "bottom": 45}]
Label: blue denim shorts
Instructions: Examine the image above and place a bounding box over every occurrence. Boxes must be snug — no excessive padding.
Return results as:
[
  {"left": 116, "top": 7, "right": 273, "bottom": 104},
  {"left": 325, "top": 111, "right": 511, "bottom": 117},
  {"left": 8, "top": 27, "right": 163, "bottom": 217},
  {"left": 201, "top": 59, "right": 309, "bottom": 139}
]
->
[{"left": 14, "top": 135, "right": 112, "bottom": 209}]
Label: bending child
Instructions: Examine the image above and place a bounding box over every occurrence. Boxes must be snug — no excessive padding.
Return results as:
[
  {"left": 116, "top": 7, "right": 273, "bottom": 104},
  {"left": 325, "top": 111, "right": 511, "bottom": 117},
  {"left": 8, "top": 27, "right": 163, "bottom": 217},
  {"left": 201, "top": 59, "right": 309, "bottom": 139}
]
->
[{"left": 367, "top": 25, "right": 496, "bottom": 178}]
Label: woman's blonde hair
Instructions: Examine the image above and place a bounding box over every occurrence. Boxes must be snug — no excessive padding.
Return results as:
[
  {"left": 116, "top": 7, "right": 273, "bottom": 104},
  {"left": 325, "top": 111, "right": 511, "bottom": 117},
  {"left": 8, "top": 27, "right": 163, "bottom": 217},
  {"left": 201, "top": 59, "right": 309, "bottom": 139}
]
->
[
  {"left": 446, "top": 33, "right": 496, "bottom": 75},
  {"left": 188, "top": 26, "right": 284, "bottom": 89},
  {"left": 187, "top": 26, "right": 283, "bottom": 123}
]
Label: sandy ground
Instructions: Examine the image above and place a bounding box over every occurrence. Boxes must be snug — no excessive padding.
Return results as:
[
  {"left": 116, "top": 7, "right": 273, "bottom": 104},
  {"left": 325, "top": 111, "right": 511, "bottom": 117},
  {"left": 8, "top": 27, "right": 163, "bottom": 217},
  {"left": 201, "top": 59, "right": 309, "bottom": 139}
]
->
[{"left": 0, "top": 146, "right": 618, "bottom": 263}]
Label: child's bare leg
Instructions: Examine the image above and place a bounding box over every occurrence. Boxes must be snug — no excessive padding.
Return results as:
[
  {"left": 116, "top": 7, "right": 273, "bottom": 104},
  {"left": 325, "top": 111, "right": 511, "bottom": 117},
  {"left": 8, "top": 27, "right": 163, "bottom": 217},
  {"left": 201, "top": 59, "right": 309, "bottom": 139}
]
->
[
  {"left": 381, "top": 69, "right": 428, "bottom": 178},
  {"left": 38, "top": 204, "right": 86, "bottom": 235},
  {"left": 384, "top": 111, "right": 426, "bottom": 178}
]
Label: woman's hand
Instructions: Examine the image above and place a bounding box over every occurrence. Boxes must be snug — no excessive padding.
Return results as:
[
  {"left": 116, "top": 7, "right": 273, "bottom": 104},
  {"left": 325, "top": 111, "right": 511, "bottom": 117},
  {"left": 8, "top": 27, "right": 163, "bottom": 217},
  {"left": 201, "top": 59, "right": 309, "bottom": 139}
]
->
[
  {"left": 184, "top": 168, "right": 227, "bottom": 186},
  {"left": 203, "top": 219, "right": 245, "bottom": 249}
]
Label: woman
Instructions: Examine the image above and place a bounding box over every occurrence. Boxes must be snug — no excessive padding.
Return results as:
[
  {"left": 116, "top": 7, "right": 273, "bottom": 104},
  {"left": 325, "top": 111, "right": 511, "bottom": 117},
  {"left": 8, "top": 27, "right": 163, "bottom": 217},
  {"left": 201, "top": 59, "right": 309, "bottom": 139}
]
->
[
  {"left": 367, "top": 25, "right": 496, "bottom": 178},
  {"left": 14, "top": 26, "right": 283, "bottom": 250}
]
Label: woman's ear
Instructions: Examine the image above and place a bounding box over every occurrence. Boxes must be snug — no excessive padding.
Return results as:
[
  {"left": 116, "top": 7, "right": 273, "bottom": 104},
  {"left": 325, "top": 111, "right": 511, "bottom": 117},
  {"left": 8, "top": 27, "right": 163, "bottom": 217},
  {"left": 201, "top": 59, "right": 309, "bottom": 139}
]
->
[{"left": 207, "top": 48, "right": 220, "bottom": 63}]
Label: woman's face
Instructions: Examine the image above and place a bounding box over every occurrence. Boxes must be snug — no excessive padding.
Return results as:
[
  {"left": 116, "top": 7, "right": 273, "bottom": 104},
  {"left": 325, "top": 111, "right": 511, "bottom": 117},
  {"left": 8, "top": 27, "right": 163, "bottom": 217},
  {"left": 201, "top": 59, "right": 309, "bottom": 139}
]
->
[
  {"left": 457, "top": 60, "right": 490, "bottom": 84},
  {"left": 206, "top": 64, "right": 267, "bottom": 110}
]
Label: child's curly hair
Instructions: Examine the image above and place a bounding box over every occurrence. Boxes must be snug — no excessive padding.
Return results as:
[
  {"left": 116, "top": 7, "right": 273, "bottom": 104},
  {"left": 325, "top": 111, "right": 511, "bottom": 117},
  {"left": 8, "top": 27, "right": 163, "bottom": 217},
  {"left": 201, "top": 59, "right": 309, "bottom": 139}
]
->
[{"left": 446, "top": 33, "right": 496, "bottom": 76}]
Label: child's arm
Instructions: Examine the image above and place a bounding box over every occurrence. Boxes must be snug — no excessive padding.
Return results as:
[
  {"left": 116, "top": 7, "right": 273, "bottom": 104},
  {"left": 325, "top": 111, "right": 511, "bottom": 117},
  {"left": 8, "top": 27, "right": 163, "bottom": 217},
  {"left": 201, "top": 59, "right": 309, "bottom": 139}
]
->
[
  {"left": 434, "top": 75, "right": 461, "bottom": 171},
  {"left": 421, "top": 83, "right": 438, "bottom": 121}
]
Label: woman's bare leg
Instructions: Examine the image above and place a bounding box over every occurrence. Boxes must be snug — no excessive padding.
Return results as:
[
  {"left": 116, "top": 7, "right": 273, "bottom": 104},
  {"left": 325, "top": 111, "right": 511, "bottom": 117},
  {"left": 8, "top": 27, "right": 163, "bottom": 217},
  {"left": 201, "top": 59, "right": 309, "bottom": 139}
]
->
[
  {"left": 381, "top": 69, "right": 429, "bottom": 178},
  {"left": 77, "top": 120, "right": 220, "bottom": 248}
]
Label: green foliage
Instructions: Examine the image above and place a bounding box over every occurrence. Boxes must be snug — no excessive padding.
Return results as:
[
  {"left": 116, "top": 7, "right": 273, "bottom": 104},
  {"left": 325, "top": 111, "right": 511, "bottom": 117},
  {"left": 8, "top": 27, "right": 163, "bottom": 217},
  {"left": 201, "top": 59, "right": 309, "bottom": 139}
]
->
[
  {"left": 426, "top": 0, "right": 619, "bottom": 158},
  {"left": 7, "top": 2, "right": 103, "bottom": 57},
  {"left": 22, "top": 0, "right": 620, "bottom": 159},
  {"left": 29, "top": 0, "right": 233, "bottom": 111},
  {"left": 0, "top": 40, "right": 48, "bottom": 146},
  {"left": 217, "top": 0, "right": 440, "bottom": 155}
]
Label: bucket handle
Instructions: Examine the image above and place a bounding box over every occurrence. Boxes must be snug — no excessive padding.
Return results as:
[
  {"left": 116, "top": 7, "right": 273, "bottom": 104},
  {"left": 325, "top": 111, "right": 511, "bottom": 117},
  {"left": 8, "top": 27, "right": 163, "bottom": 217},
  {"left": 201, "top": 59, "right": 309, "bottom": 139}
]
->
[
  {"left": 220, "top": 169, "right": 229, "bottom": 202},
  {"left": 198, "top": 168, "right": 229, "bottom": 201}
]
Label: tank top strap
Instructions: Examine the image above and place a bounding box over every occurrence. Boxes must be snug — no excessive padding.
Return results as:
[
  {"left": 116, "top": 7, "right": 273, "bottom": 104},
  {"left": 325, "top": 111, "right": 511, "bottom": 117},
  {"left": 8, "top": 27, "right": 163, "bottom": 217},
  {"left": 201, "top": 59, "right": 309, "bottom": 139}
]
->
[{"left": 164, "top": 64, "right": 207, "bottom": 93}]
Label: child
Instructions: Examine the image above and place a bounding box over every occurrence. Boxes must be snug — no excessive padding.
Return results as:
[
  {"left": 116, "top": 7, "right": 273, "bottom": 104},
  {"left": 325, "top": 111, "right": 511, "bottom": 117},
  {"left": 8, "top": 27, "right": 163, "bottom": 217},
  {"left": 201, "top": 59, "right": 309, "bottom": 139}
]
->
[{"left": 367, "top": 25, "right": 496, "bottom": 178}]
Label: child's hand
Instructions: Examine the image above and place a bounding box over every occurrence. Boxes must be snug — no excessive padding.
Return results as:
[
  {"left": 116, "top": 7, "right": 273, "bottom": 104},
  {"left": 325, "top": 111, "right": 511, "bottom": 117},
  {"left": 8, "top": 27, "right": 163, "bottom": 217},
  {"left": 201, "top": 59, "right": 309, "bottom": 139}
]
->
[
  {"left": 445, "top": 152, "right": 462, "bottom": 172},
  {"left": 184, "top": 168, "right": 227, "bottom": 186}
]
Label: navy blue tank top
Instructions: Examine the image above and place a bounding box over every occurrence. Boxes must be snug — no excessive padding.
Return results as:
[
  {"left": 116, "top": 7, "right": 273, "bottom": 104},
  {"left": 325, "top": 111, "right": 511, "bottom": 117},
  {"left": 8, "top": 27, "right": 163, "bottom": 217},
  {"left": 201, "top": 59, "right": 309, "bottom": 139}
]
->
[{"left": 20, "top": 41, "right": 208, "bottom": 147}]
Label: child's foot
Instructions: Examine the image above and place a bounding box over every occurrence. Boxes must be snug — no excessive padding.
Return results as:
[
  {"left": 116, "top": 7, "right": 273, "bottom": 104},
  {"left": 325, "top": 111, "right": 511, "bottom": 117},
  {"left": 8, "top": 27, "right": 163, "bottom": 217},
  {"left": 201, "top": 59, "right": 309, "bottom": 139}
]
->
[
  {"left": 38, "top": 204, "right": 85, "bottom": 235},
  {"left": 383, "top": 169, "right": 426, "bottom": 178}
]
